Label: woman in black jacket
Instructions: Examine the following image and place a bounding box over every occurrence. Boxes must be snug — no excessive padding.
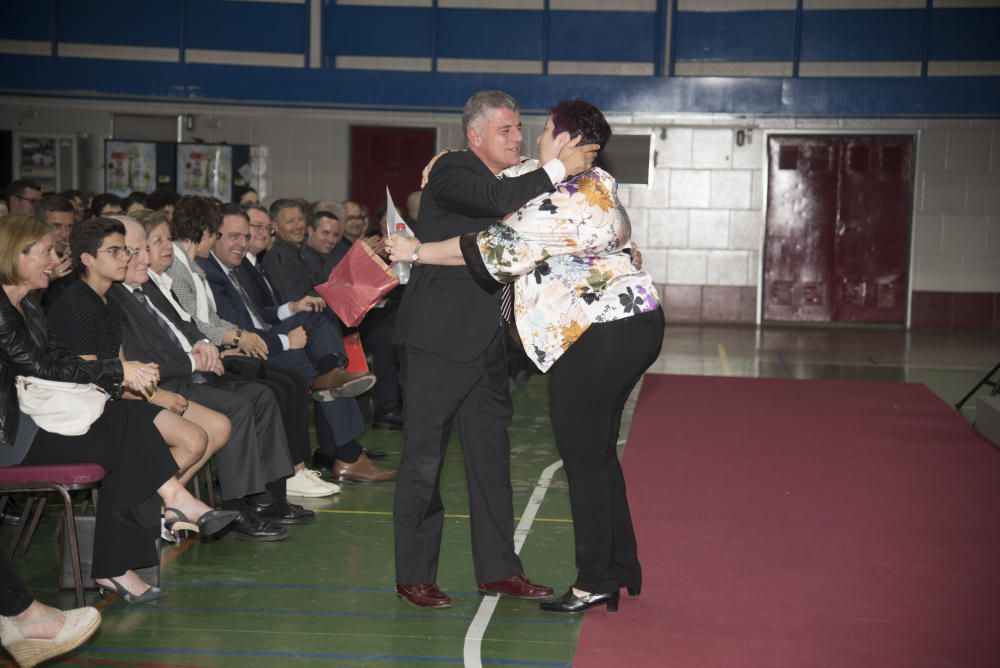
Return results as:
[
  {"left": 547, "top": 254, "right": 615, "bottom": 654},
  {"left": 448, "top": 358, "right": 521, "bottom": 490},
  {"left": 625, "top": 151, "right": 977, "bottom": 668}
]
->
[{"left": 0, "top": 214, "right": 237, "bottom": 603}]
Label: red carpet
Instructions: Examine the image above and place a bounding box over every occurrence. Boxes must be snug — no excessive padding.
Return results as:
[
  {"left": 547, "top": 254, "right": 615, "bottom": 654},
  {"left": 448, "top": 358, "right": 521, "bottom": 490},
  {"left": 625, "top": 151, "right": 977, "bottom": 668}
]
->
[{"left": 573, "top": 375, "right": 1000, "bottom": 668}]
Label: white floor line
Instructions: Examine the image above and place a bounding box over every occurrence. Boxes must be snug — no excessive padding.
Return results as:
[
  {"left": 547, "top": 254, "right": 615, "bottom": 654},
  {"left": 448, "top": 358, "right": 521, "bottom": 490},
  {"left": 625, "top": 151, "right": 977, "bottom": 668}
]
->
[{"left": 463, "top": 458, "right": 565, "bottom": 668}]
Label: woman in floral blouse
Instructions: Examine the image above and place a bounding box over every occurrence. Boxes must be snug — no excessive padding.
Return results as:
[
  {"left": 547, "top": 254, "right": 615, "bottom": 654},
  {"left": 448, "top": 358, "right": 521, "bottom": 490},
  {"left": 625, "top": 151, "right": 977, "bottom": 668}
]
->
[{"left": 387, "top": 99, "right": 665, "bottom": 614}]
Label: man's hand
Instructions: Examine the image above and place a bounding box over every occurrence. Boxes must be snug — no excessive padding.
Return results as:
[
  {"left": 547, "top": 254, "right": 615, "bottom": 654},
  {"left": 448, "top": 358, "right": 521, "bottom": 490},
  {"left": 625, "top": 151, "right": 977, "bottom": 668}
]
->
[
  {"left": 289, "top": 296, "right": 325, "bottom": 313},
  {"left": 287, "top": 326, "right": 307, "bottom": 350},
  {"left": 558, "top": 137, "right": 600, "bottom": 178},
  {"left": 192, "top": 340, "right": 221, "bottom": 373},
  {"left": 238, "top": 331, "right": 269, "bottom": 359},
  {"left": 151, "top": 388, "right": 188, "bottom": 415}
]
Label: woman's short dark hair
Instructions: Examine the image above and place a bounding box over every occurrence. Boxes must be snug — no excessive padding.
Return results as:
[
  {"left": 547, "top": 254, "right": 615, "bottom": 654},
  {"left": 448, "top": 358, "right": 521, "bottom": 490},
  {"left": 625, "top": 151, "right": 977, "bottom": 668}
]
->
[
  {"left": 172, "top": 195, "right": 222, "bottom": 242},
  {"left": 548, "top": 99, "right": 612, "bottom": 152},
  {"left": 69, "top": 217, "right": 126, "bottom": 274}
]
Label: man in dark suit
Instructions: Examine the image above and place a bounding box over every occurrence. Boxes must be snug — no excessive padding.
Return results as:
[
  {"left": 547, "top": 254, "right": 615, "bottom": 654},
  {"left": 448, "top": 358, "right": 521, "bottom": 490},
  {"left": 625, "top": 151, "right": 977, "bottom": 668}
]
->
[
  {"left": 111, "top": 218, "right": 295, "bottom": 540},
  {"left": 392, "top": 90, "right": 596, "bottom": 608},
  {"left": 203, "top": 206, "right": 394, "bottom": 483}
]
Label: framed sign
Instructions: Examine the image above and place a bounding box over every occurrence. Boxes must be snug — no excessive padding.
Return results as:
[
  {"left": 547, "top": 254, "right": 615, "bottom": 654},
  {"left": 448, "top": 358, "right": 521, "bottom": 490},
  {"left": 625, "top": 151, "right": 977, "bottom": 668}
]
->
[
  {"left": 13, "top": 133, "right": 77, "bottom": 192},
  {"left": 177, "top": 144, "right": 232, "bottom": 200}
]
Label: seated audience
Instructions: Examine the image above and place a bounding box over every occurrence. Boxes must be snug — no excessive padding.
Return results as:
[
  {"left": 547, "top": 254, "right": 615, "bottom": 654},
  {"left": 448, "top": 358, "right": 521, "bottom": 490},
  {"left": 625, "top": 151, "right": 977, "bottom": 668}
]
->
[
  {"left": 88, "top": 193, "right": 122, "bottom": 218},
  {"left": 0, "top": 213, "right": 238, "bottom": 602},
  {"left": 109, "top": 215, "right": 299, "bottom": 540},
  {"left": 47, "top": 217, "right": 230, "bottom": 495},
  {"left": 206, "top": 204, "right": 393, "bottom": 481}
]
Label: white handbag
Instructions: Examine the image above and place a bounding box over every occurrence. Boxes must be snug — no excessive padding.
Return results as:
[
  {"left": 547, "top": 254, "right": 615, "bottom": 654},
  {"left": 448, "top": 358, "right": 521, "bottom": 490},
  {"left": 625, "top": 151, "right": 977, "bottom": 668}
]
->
[{"left": 14, "top": 376, "right": 109, "bottom": 436}]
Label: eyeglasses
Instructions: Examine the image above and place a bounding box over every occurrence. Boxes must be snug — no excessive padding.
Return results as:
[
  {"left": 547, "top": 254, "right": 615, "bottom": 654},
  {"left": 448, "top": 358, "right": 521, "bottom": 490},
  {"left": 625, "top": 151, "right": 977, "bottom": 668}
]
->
[
  {"left": 15, "top": 194, "right": 41, "bottom": 205},
  {"left": 96, "top": 246, "right": 137, "bottom": 259}
]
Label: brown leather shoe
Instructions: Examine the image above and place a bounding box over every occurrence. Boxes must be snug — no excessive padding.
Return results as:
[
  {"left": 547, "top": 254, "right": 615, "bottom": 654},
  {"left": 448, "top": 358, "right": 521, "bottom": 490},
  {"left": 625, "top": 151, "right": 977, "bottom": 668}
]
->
[
  {"left": 396, "top": 583, "right": 452, "bottom": 609},
  {"left": 312, "top": 368, "right": 376, "bottom": 399},
  {"left": 478, "top": 573, "right": 554, "bottom": 599},
  {"left": 333, "top": 453, "right": 396, "bottom": 483}
]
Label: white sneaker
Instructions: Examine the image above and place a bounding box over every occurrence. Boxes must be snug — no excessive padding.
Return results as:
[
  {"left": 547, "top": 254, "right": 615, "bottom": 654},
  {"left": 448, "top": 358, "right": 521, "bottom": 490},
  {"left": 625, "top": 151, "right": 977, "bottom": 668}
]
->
[{"left": 286, "top": 468, "right": 341, "bottom": 497}]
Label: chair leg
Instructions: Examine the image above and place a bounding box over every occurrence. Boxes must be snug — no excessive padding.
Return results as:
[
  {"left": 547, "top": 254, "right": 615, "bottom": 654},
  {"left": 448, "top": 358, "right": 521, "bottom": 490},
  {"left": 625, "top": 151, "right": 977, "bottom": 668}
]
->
[
  {"left": 205, "top": 462, "right": 217, "bottom": 508},
  {"left": 7, "top": 497, "right": 35, "bottom": 560},
  {"left": 58, "top": 487, "right": 86, "bottom": 607},
  {"left": 16, "top": 496, "right": 46, "bottom": 559}
]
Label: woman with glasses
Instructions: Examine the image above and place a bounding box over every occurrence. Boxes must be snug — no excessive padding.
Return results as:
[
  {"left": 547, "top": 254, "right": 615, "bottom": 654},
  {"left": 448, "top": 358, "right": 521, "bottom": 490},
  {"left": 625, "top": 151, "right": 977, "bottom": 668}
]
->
[{"left": 2, "top": 214, "right": 239, "bottom": 603}]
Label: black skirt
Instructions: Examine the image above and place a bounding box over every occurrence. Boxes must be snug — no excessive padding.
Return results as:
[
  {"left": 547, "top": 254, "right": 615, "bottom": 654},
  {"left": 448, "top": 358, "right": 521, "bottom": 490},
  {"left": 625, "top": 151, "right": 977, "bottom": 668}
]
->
[{"left": 21, "top": 400, "right": 177, "bottom": 578}]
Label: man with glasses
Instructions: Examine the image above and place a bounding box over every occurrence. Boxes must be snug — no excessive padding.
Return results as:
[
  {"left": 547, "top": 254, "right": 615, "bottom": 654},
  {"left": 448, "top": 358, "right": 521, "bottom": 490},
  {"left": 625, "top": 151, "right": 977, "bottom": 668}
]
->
[
  {"left": 5, "top": 180, "right": 42, "bottom": 215},
  {"left": 342, "top": 201, "right": 369, "bottom": 244}
]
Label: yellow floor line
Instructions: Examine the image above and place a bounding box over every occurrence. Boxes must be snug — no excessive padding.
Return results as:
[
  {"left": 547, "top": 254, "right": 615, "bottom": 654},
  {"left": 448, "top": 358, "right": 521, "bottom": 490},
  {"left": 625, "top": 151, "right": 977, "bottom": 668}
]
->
[
  {"left": 718, "top": 343, "right": 732, "bottom": 376},
  {"left": 312, "top": 508, "right": 572, "bottom": 523}
]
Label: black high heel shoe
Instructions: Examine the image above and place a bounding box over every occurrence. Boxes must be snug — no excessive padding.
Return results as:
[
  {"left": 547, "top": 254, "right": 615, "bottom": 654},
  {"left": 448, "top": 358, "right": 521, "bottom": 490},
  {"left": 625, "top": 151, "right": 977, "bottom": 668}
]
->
[
  {"left": 97, "top": 577, "right": 169, "bottom": 604},
  {"left": 539, "top": 589, "right": 619, "bottom": 614},
  {"left": 164, "top": 507, "right": 240, "bottom": 540},
  {"left": 624, "top": 585, "right": 641, "bottom": 597}
]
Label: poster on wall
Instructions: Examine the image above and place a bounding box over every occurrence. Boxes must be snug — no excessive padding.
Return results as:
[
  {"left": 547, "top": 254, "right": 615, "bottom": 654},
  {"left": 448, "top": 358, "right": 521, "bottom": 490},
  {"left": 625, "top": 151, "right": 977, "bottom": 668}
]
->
[
  {"left": 12, "top": 133, "right": 77, "bottom": 193},
  {"left": 104, "top": 140, "right": 157, "bottom": 196},
  {"left": 177, "top": 144, "right": 232, "bottom": 200},
  {"left": 16, "top": 137, "right": 57, "bottom": 192}
]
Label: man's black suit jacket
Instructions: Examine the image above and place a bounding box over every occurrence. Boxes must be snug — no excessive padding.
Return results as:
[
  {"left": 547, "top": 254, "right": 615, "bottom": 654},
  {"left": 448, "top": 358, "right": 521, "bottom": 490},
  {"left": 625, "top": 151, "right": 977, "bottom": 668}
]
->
[
  {"left": 392, "top": 150, "right": 552, "bottom": 362},
  {"left": 109, "top": 281, "right": 212, "bottom": 392},
  {"left": 198, "top": 254, "right": 286, "bottom": 358}
]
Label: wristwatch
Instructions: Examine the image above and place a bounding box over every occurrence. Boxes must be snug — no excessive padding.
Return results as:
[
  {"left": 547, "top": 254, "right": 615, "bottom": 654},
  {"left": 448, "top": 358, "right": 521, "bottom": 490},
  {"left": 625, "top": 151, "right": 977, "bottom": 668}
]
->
[
  {"left": 410, "top": 244, "right": 422, "bottom": 264},
  {"left": 231, "top": 329, "right": 242, "bottom": 347}
]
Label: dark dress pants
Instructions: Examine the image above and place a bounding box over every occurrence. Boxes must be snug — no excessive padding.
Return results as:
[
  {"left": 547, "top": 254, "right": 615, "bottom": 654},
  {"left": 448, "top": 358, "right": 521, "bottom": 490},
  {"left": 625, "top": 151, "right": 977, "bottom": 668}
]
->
[
  {"left": 21, "top": 400, "right": 176, "bottom": 579},
  {"left": 394, "top": 330, "right": 522, "bottom": 585},
  {"left": 547, "top": 307, "right": 665, "bottom": 594},
  {"left": 1, "top": 553, "right": 33, "bottom": 615},
  {"left": 359, "top": 299, "right": 402, "bottom": 413},
  {"left": 181, "top": 380, "right": 293, "bottom": 502},
  {"left": 265, "top": 348, "right": 365, "bottom": 456}
]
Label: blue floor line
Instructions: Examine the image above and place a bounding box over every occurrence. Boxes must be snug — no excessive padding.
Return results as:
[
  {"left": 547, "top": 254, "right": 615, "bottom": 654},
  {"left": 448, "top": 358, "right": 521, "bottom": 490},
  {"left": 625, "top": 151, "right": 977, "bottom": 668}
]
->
[
  {"left": 124, "top": 604, "right": 576, "bottom": 626},
  {"left": 161, "top": 581, "right": 489, "bottom": 597},
  {"left": 82, "top": 646, "right": 572, "bottom": 666}
]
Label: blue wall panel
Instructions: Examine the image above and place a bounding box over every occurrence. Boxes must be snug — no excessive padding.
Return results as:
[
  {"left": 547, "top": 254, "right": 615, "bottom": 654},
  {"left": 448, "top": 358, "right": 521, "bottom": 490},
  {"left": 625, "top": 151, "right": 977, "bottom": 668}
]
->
[
  {"left": 55, "top": 0, "right": 180, "bottom": 48},
  {"left": 930, "top": 8, "right": 1000, "bottom": 61},
  {"left": 801, "top": 10, "right": 923, "bottom": 61},
  {"left": 184, "top": 0, "right": 307, "bottom": 54},
  {"left": 673, "top": 10, "right": 795, "bottom": 62},
  {"left": 548, "top": 11, "right": 655, "bottom": 62},
  {"left": 0, "top": 0, "right": 50, "bottom": 41},
  {"left": 325, "top": 6, "right": 432, "bottom": 58},
  {"left": 437, "top": 10, "right": 542, "bottom": 61}
]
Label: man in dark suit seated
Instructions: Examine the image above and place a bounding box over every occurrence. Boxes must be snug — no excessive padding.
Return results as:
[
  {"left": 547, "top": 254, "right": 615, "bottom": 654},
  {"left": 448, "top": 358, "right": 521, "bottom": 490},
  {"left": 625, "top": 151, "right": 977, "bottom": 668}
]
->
[
  {"left": 202, "top": 205, "right": 394, "bottom": 483},
  {"left": 110, "top": 217, "right": 296, "bottom": 540},
  {"left": 304, "top": 207, "right": 403, "bottom": 430},
  {"left": 392, "top": 89, "right": 596, "bottom": 608}
]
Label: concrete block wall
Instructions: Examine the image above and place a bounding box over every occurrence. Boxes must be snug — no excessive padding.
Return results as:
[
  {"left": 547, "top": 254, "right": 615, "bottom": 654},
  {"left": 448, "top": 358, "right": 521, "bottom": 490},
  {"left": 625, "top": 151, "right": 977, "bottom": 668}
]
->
[{"left": 2, "top": 96, "right": 998, "bottom": 330}]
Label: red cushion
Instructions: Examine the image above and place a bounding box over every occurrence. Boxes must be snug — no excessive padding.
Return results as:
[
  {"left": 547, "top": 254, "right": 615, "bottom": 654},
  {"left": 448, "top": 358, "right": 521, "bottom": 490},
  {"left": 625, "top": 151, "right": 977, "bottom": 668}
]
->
[{"left": 0, "top": 463, "right": 105, "bottom": 485}]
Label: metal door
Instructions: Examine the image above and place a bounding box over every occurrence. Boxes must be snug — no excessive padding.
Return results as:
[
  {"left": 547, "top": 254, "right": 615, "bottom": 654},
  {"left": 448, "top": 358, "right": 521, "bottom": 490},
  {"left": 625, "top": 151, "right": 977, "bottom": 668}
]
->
[
  {"left": 763, "top": 135, "right": 913, "bottom": 325},
  {"left": 349, "top": 126, "right": 437, "bottom": 218}
]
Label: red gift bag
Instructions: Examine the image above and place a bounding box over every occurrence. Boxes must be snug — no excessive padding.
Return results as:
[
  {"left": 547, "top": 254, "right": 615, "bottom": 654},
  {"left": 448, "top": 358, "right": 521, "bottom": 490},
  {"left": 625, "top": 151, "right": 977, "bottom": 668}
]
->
[{"left": 315, "top": 241, "right": 399, "bottom": 327}]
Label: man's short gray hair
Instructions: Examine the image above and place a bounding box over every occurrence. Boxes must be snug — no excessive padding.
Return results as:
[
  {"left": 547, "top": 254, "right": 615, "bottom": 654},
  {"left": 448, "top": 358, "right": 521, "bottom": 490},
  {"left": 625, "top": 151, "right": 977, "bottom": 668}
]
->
[{"left": 462, "top": 90, "right": 519, "bottom": 139}]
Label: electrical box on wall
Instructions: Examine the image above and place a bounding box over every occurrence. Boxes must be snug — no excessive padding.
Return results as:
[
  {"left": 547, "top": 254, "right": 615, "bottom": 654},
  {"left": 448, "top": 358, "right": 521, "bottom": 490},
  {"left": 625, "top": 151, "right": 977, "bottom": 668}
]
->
[{"left": 597, "top": 133, "right": 653, "bottom": 187}]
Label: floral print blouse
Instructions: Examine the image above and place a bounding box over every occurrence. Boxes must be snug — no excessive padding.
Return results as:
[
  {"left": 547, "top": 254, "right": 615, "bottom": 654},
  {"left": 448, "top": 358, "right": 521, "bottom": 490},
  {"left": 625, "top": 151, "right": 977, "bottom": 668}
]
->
[{"left": 460, "top": 162, "right": 660, "bottom": 372}]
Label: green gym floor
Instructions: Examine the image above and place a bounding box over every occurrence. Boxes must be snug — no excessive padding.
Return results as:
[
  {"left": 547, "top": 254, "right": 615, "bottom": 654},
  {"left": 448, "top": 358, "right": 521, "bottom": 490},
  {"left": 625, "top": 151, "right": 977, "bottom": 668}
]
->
[{"left": 4, "top": 325, "right": 999, "bottom": 668}]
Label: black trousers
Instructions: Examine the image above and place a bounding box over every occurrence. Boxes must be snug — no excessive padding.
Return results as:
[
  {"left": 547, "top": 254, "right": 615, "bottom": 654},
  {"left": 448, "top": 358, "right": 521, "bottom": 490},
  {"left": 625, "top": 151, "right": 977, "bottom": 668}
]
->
[
  {"left": 547, "top": 308, "right": 664, "bottom": 594},
  {"left": 1, "top": 554, "right": 33, "bottom": 615},
  {"left": 394, "top": 330, "right": 522, "bottom": 585},
  {"left": 21, "top": 400, "right": 176, "bottom": 579},
  {"left": 223, "top": 357, "right": 311, "bottom": 466},
  {"left": 359, "top": 299, "right": 402, "bottom": 413}
]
